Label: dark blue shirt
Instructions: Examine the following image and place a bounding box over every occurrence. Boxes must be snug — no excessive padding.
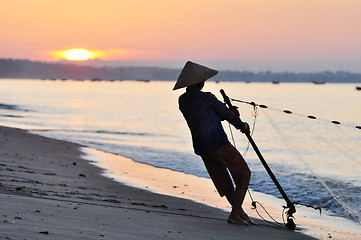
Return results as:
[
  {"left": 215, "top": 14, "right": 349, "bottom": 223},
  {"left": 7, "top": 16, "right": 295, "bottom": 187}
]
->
[{"left": 179, "top": 87, "right": 244, "bottom": 156}]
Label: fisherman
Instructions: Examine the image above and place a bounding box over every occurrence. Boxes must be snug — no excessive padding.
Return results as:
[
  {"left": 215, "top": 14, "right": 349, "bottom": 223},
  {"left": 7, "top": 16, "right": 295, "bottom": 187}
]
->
[{"left": 173, "top": 61, "right": 254, "bottom": 225}]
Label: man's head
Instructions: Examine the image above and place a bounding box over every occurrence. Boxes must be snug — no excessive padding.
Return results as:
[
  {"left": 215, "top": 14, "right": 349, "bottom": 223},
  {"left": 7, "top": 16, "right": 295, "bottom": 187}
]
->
[
  {"left": 173, "top": 61, "right": 218, "bottom": 90},
  {"left": 187, "top": 81, "right": 205, "bottom": 91}
]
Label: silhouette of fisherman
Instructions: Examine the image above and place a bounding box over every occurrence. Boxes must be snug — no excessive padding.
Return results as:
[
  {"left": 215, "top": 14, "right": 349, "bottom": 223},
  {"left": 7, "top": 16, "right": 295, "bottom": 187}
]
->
[{"left": 174, "top": 61, "right": 254, "bottom": 225}]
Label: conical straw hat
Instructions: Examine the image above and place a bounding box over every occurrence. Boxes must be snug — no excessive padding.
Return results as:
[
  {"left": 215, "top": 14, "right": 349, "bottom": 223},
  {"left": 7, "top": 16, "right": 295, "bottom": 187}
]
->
[{"left": 173, "top": 61, "right": 218, "bottom": 90}]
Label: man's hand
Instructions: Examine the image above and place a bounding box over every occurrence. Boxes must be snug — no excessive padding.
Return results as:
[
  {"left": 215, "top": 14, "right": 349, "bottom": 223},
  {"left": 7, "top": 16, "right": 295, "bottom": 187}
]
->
[{"left": 240, "top": 122, "right": 250, "bottom": 134}]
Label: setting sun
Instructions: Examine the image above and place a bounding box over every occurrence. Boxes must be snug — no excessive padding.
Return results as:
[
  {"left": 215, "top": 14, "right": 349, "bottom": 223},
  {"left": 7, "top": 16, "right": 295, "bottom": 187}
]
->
[{"left": 60, "top": 48, "right": 96, "bottom": 61}]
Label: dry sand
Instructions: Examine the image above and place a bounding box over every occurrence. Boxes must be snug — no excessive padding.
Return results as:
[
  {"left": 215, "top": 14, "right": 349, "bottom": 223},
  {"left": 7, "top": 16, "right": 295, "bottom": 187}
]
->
[{"left": 0, "top": 125, "right": 316, "bottom": 239}]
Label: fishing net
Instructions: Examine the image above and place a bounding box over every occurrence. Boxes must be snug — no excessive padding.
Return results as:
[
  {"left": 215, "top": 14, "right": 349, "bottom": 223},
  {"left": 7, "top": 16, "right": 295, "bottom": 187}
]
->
[{"left": 225, "top": 93, "right": 361, "bottom": 224}]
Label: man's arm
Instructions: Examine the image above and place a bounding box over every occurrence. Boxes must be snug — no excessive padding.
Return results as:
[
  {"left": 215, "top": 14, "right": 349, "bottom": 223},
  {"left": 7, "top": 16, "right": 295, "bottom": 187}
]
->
[{"left": 209, "top": 93, "right": 245, "bottom": 130}]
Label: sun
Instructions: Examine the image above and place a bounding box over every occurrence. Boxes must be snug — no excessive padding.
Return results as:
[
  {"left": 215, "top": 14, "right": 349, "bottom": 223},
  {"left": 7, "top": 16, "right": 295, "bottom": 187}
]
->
[{"left": 60, "top": 48, "right": 96, "bottom": 61}]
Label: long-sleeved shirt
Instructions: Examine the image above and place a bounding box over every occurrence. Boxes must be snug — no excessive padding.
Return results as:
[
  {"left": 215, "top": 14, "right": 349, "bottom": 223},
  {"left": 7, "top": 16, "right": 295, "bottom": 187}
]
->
[{"left": 179, "top": 87, "right": 244, "bottom": 156}]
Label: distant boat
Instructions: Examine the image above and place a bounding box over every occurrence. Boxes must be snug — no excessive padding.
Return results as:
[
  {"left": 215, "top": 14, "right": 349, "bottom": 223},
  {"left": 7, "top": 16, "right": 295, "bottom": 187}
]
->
[
  {"left": 356, "top": 86, "right": 361, "bottom": 91},
  {"left": 312, "top": 81, "right": 325, "bottom": 84},
  {"left": 272, "top": 81, "right": 280, "bottom": 84}
]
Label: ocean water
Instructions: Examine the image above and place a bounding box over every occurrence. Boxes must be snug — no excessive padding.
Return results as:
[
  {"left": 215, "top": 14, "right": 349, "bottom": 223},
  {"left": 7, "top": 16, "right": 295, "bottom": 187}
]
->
[{"left": 1, "top": 79, "right": 360, "bottom": 228}]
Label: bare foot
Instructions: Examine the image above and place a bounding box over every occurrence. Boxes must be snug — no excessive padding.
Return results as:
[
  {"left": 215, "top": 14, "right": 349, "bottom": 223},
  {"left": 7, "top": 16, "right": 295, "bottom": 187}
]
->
[
  {"left": 228, "top": 210, "right": 249, "bottom": 225},
  {"left": 227, "top": 217, "right": 249, "bottom": 225},
  {"left": 239, "top": 209, "right": 257, "bottom": 225}
]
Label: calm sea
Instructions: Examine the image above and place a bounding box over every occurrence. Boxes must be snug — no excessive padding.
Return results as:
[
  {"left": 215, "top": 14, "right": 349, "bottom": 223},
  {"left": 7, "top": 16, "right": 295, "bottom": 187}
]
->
[{"left": 1, "top": 79, "right": 360, "bottom": 227}]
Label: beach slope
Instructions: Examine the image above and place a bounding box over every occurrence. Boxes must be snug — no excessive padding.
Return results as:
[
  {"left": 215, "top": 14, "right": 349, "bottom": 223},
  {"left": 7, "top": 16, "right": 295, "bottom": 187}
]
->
[{"left": 0, "top": 126, "right": 316, "bottom": 239}]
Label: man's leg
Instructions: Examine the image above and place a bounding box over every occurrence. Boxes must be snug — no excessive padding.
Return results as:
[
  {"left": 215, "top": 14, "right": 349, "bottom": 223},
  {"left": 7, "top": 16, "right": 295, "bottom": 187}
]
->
[
  {"left": 223, "top": 145, "right": 256, "bottom": 225},
  {"left": 201, "top": 144, "right": 255, "bottom": 225}
]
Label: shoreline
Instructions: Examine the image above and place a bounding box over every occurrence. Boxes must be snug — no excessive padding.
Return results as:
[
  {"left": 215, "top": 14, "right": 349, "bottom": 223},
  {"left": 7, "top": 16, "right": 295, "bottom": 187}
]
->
[
  {"left": 0, "top": 125, "right": 317, "bottom": 239},
  {"left": 82, "top": 146, "right": 361, "bottom": 240}
]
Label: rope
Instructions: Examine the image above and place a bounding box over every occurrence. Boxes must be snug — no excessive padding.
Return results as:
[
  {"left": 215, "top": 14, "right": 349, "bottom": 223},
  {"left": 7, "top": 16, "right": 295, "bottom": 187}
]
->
[
  {"left": 243, "top": 103, "right": 258, "bottom": 157},
  {"left": 228, "top": 124, "right": 237, "bottom": 149},
  {"left": 226, "top": 100, "right": 258, "bottom": 158},
  {"left": 230, "top": 98, "right": 361, "bottom": 130},
  {"left": 247, "top": 189, "right": 287, "bottom": 228}
]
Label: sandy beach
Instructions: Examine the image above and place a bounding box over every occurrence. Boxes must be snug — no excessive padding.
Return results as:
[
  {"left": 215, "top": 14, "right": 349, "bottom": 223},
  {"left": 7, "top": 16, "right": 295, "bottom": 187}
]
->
[{"left": 0, "top": 125, "right": 316, "bottom": 239}]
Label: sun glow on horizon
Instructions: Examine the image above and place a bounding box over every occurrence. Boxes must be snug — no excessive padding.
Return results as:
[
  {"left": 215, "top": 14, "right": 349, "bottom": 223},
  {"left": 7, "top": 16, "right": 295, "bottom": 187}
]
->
[
  {"left": 59, "top": 48, "right": 97, "bottom": 61},
  {"left": 50, "top": 48, "right": 165, "bottom": 62}
]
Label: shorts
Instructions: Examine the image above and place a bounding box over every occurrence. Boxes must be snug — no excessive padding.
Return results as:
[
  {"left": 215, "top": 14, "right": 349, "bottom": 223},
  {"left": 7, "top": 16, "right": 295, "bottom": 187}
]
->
[{"left": 201, "top": 144, "right": 250, "bottom": 197}]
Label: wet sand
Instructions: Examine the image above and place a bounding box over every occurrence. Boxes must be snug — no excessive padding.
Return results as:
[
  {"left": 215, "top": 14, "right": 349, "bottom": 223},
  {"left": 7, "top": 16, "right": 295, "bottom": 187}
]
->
[{"left": 0, "top": 125, "right": 316, "bottom": 239}]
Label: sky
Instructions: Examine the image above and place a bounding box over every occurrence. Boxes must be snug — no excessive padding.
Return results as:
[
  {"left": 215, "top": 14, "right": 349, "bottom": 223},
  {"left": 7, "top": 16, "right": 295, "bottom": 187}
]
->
[{"left": 2, "top": 0, "right": 361, "bottom": 72}]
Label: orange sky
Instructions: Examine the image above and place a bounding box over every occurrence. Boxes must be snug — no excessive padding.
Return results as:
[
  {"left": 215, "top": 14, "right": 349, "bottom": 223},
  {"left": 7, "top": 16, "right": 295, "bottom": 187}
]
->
[{"left": 1, "top": 0, "right": 361, "bottom": 71}]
